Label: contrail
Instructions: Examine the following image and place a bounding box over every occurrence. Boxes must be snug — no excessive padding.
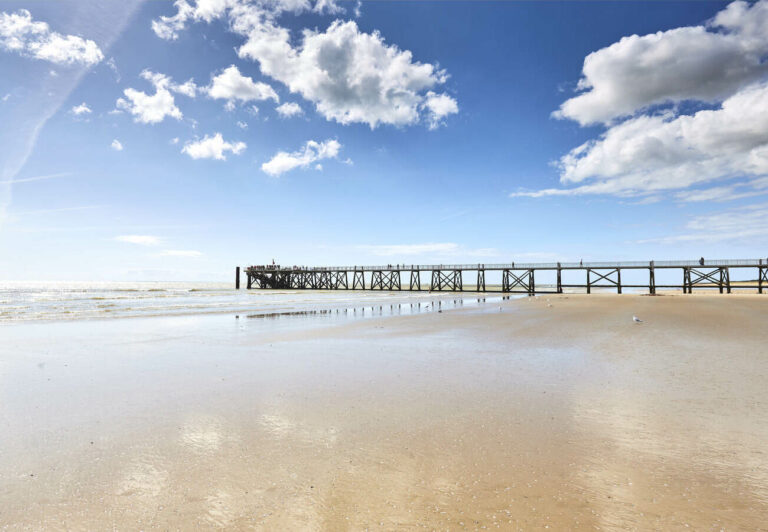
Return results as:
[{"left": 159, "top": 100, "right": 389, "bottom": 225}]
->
[{"left": 0, "top": 172, "right": 72, "bottom": 185}]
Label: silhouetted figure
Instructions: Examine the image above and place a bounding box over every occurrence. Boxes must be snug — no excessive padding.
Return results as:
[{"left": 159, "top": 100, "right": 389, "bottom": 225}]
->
[{"left": 699, "top": 257, "right": 705, "bottom": 266}]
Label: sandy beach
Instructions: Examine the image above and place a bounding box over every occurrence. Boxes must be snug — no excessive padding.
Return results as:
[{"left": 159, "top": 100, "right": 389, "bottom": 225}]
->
[{"left": 1, "top": 293, "right": 767, "bottom": 529}]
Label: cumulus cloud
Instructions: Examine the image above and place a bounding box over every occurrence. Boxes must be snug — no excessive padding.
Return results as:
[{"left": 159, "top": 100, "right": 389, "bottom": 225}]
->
[
  {"left": 152, "top": 1, "right": 457, "bottom": 129},
  {"left": 261, "top": 138, "right": 341, "bottom": 176},
  {"left": 115, "top": 235, "right": 161, "bottom": 246},
  {"left": 206, "top": 64, "right": 278, "bottom": 110},
  {"left": 71, "top": 102, "right": 91, "bottom": 115},
  {"left": 115, "top": 70, "right": 196, "bottom": 124},
  {"left": 513, "top": 80, "right": 768, "bottom": 200},
  {"left": 276, "top": 101, "right": 302, "bottom": 118},
  {"left": 517, "top": 0, "right": 768, "bottom": 202},
  {"left": 0, "top": 9, "right": 103, "bottom": 66},
  {"left": 239, "top": 19, "right": 453, "bottom": 128},
  {"left": 111, "top": 139, "right": 123, "bottom": 151},
  {"left": 422, "top": 91, "right": 458, "bottom": 130},
  {"left": 555, "top": 0, "right": 768, "bottom": 125},
  {"left": 182, "top": 133, "right": 246, "bottom": 160}
]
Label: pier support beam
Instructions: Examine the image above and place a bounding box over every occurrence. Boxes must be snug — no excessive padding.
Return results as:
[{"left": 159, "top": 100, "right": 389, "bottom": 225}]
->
[
  {"left": 556, "top": 263, "right": 562, "bottom": 294},
  {"left": 371, "top": 270, "right": 401, "bottom": 290},
  {"left": 760, "top": 262, "right": 767, "bottom": 294},
  {"left": 649, "top": 261, "right": 656, "bottom": 295},
  {"left": 430, "top": 270, "right": 461, "bottom": 291},
  {"left": 586, "top": 268, "right": 620, "bottom": 294},
  {"left": 410, "top": 270, "right": 421, "bottom": 291},
  {"left": 330, "top": 271, "right": 348, "bottom": 289},
  {"left": 477, "top": 269, "right": 485, "bottom": 292},
  {"left": 352, "top": 269, "right": 365, "bottom": 290},
  {"left": 683, "top": 267, "right": 725, "bottom": 293},
  {"left": 502, "top": 269, "right": 534, "bottom": 295},
  {"left": 235, "top": 267, "right": 240, "bottom": 289}
]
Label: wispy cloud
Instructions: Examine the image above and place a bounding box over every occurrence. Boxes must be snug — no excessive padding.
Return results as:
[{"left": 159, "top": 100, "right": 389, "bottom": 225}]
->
[
  {"left": 11, "top": 205, "right": 105, "bottom": 216},
  {"left": 115, "top": 234, "right": 162, "bottom": 246},
  {"left": 637, "top": 202, "right": 768, "bottom": 244},
  {"left": 159, "top": 249, "right": 202, "bottom": 257},
  {"left": 357, "top": 242, "right": 501, "bottom": 258}
]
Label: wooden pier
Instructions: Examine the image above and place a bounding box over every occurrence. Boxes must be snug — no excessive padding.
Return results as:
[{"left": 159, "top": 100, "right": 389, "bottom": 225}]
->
[{"left": 240, "top": 259, "right": 768, "bottom": 295}]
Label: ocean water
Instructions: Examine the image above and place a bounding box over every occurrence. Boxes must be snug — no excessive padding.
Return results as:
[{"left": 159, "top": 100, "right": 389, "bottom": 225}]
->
[{"left": 0, "top": 281, "right": 505, "bottom": 323}]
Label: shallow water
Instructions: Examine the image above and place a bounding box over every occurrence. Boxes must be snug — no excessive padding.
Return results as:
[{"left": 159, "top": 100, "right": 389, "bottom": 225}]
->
[{"left": 0, "top": 281, "right": 512, "bottom": 322}]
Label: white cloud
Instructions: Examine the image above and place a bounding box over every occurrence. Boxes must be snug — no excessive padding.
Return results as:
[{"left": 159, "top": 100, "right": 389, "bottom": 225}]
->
[
  {"left": 638, "top": 202, "right": 768, "bottom": 244},
  {"left": 555, "top": 0, "right": 768, "bottom": 126},
  {"left": 206, "top": 64, "right": 278, "bottom": 109},
  {"left": 276, "top": 101, "right": 302, "bottom": 118},
  {"left": 422, "top": 91, "right": 458, "bottom": 130},
  {"left": 521, "top": 81, "right": 768, "bottom": 199},
  {"left": 182, "top": 132, "right": 246, "bottom": 160},
  {"left": 171, "top": 137, "right": 180, "bottom": 144},
  {"left": 116, "top": 70, "right": 194, "bottom": 124},
  {"left": 236, "top": 120, "right": 248, "bottom": 129},
  {"left": 152, "top": 0, "right": 344, "bottom": 40},
  {"left": 517, "top": 0, "right": 768, "bottom": 202},
  {"left": 261, "top": 138, "right": 341, "bottom": 176},
  {"left": 238, "top": 19, "right": 452, "bottom": 128},
  {"left": 174, "top": 79, "right": 198, "bottom": 97},
  {"left": 115, "top": 235, "right": 161, "bottom": 246},
  {"left": 111, "top": 139, "right": 123, "bottom": 151},
  {"left": 71, "top": 102, "right": 91, "bottom": 115},
  {"left": 0, "top": 9, "right": 104, "bottom": 66},
  {"left": 160, "top": 249, "right": 203, "bottom": 257},
  {"left": 152, "top": 1, "right": 457, "bottom": 128}
]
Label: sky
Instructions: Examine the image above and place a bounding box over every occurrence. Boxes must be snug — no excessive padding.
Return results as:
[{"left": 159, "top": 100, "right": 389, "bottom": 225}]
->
[{"left": 1, "top": 0, "right": 767, "bottom": 281}]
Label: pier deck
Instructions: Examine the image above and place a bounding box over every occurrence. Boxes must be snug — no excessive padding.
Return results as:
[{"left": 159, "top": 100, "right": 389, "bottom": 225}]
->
[{"left": 240, "top": 259, "right": 768, "bottom": 294}]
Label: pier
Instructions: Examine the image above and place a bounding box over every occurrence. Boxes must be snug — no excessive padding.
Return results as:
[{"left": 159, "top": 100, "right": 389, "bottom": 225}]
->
[{"left": 240, "top": 259, "right": 768, "bottom": 294}]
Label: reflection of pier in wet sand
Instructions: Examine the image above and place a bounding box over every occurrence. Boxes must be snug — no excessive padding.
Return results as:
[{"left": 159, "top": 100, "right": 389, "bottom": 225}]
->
[{"left": 239, "top": 259, "right": 768, "bottom": 294}]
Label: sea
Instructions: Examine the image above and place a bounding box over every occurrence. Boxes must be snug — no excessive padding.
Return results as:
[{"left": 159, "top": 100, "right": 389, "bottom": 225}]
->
[{"left": 0, "top": 281, "right": 508, "bottom": 323}]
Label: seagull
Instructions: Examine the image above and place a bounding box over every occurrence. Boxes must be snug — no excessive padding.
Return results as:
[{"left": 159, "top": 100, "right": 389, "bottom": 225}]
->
[{"left": 633, "top": 315, "right": 643, "bottom": 323}]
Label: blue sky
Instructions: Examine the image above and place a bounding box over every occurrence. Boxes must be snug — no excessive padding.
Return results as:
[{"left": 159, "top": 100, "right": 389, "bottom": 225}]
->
[{"left": 1, "top": 0, "right": 767, "bottom": 281}]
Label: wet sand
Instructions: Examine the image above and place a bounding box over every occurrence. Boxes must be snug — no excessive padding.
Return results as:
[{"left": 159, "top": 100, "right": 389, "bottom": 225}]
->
[{"left": 1, "top": 294, "right": 767, "bottom": 529}]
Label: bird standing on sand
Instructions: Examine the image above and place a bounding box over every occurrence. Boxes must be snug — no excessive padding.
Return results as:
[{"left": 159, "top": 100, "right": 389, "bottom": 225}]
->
[{"left": 633, "top": 315, "right": 643, "bottom": 323}]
